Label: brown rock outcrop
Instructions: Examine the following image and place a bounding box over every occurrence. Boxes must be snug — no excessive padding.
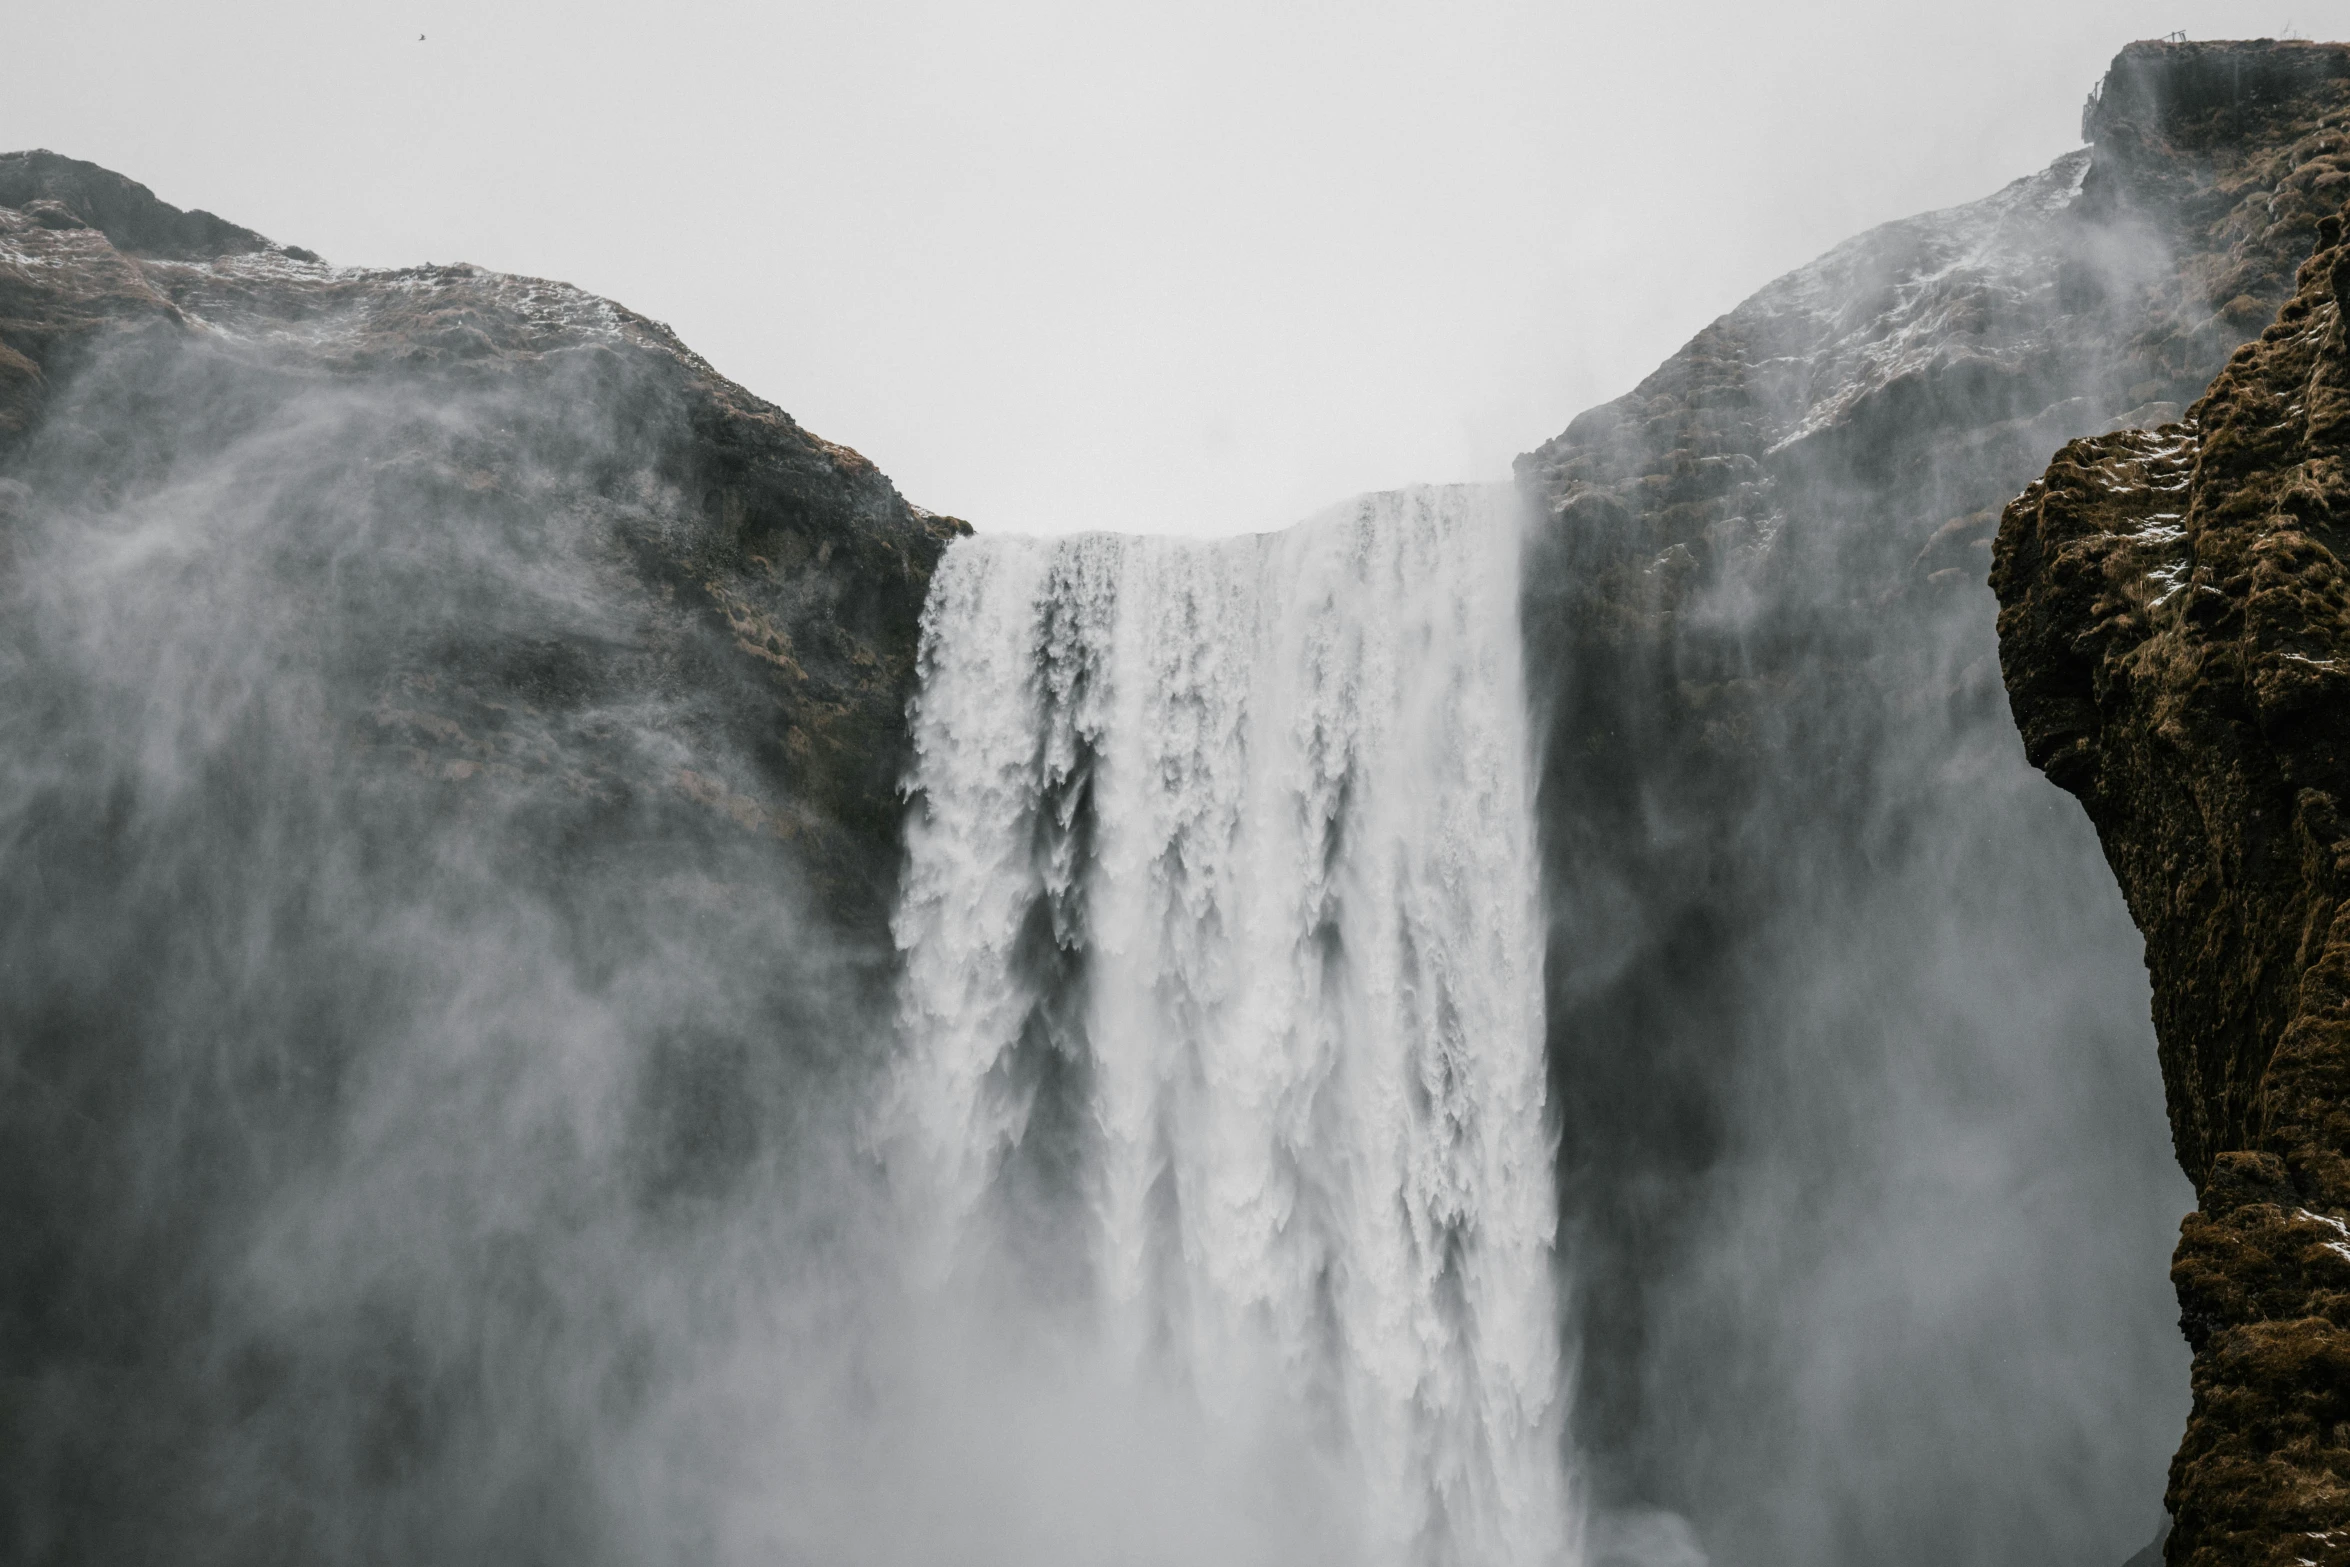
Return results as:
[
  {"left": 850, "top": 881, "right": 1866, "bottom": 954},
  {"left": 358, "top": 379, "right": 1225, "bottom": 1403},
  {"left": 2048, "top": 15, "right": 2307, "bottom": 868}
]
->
[{"left": 1994, "top": 127, "right": 2350, "bottom": 1567}]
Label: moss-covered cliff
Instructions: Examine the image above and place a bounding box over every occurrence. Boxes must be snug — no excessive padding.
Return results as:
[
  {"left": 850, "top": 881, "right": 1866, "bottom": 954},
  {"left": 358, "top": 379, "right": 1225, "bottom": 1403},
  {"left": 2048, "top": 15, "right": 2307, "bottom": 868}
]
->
[{"left": 1995, "top": 147, "right": 2350, "bottom": 1567}]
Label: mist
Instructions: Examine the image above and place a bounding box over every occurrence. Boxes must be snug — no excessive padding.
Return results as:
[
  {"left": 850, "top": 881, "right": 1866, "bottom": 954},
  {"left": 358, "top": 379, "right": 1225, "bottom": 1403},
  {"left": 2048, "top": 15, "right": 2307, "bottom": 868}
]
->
[
  {"left": 0, "top": 233, "right": 1544, "bottom": 1567},
  {"left": 4, "top": 15, "right": 2312, "bottom": 1567},
  {"left": 0, "top": 309, "right": 939, "bottom": 1563},
  {"left": 1520, "top": 134, "right": 2209, "bottom": 1565}
]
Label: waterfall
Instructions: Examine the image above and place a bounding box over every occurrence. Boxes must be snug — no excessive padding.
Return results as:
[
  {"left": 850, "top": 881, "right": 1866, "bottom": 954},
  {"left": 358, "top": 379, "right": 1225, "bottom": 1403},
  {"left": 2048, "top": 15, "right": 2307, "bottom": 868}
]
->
[{"left": 888, "top": 483, "right": 1569, "bottom": 1567}]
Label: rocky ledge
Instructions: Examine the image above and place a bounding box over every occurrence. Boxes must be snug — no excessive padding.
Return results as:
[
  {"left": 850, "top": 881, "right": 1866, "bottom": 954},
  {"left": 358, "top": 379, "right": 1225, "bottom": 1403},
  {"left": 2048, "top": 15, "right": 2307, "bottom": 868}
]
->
[{"left": 1994, "top": 95, "right": 2350, "bottom": 1567}]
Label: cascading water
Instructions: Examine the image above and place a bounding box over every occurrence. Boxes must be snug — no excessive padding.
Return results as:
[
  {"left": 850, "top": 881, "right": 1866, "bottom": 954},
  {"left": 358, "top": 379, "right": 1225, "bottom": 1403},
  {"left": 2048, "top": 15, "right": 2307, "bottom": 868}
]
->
[{"left": 888, "top": 483, "right": 1570, "bottom": 1567}]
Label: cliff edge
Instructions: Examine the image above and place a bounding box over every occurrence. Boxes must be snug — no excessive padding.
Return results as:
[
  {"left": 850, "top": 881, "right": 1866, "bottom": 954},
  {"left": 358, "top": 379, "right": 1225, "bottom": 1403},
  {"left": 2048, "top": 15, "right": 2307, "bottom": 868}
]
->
[{"left": 1994, "top": 53, "right": 2350, "bottom": 1567}]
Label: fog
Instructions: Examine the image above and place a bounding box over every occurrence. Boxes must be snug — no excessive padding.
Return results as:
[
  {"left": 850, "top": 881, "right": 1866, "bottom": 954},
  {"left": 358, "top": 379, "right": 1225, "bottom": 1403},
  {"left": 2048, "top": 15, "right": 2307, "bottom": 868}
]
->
[
  {"left": 0, "top": 11, "right": 2310, "bottom": 1567},
  {"left": 0, "top": 319, "right": 930, "bottom": 1563},
  {"left": 7, "top": 2, "right": 2348, "bottom": 534},
  {"left": 1520, "top": 139, "right": 2206, "bottom": 1566},
  {"left": 0, "top": 266, "right": 1552, "bottom": 1567},
  {"left": 0, "top": 308, "right": 1550, "bottom": 1562}
]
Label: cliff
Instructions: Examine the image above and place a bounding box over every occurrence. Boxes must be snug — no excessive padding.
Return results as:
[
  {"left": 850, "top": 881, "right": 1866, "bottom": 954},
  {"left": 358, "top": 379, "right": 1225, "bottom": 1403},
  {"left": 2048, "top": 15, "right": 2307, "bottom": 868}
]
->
[
  {"left": 0, "top": 148, "right": 962, "bottom": 913},
  {"left": 0, "top": 152, "right": 959, "bottom": 1561},
  {"left": 1994, "top": 87, "right": 2350, "bottom": 1567},
  {"left": 1522, "top": 37, "right": 2350, "bottom": 1567},
  {"left": 10, "top": 36, "right": 2349, "bottom": 1566}
]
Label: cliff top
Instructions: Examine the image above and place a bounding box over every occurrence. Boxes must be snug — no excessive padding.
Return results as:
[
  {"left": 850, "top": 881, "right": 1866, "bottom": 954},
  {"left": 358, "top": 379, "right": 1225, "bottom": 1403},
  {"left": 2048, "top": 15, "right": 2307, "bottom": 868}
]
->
[
  {"left": 0, "top": 148, "right": 311, "bottom": 263},
  {"left": 2086, "top": 38, "right": 2350, "bottom": 147}
]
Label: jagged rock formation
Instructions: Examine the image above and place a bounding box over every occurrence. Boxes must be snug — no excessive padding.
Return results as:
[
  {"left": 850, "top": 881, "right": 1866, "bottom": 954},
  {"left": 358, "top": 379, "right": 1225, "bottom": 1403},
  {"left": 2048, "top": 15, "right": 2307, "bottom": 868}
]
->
[
  {"left": 1994, "top": 88, "right": 2350, "bottom": 1566},
  {"left": 0, "top": 151, "right": 958, "bottom": 1563},
  {"left": 1520, "top": 38, "right": 2350, "bottom": 1566}
]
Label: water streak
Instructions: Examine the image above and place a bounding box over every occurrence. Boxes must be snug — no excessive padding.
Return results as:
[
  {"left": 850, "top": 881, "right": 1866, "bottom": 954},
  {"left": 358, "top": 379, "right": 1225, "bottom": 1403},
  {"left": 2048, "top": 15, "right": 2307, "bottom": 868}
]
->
[{"left": 890, "top": 483, "right": 1569, "bottom": 1566}]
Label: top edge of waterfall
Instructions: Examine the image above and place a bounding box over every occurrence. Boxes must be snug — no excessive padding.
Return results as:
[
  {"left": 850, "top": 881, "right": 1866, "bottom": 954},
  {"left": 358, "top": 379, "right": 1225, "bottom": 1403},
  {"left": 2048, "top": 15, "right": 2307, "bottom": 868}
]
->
[{"left": 946, "top": 478, "right": 1532, "bottom": 546}]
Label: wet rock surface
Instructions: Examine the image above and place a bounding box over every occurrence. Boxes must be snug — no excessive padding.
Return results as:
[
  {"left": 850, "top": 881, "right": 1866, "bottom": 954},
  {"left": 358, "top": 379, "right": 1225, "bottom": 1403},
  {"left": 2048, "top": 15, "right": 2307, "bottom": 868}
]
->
[
  {"left": 0, "top": 150, "right": 960, "bottom": 1562},
  {"left": 0, "top": 148, "right": 963, "bottom": 915},
  {"left": 1524, "top": 38, "right": 2350, "bottom": 1566},
  {"left": 1995, "top": 138, "right": 2350, "bottom": 1566}
]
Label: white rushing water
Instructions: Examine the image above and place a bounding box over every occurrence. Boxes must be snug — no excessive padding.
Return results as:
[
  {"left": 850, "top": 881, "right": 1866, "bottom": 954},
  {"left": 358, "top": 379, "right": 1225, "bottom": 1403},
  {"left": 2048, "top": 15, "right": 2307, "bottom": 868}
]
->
[{"left": 888, "top": 483, "right": 1569, "bottom": 1567}]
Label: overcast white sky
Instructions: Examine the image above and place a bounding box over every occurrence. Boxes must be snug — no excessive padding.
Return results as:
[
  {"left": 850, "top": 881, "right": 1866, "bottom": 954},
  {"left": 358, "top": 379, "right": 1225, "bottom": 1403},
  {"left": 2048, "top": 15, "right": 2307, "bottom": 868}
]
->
[{"left": 8, "top": 2, "right": 2344, "bottom": 535}]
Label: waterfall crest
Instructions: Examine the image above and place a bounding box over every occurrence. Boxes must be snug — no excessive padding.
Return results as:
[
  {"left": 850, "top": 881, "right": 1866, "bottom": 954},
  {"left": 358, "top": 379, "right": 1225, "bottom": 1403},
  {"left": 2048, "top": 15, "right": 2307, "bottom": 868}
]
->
[{"left": 889, "top": 483, "right": 1569, "bottom": 1566}]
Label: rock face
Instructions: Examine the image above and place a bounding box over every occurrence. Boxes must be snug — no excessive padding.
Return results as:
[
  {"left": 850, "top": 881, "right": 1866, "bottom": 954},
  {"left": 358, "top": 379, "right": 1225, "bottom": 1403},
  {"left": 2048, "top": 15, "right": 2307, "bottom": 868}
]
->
[
  {"left": 1521, "top": 38, "right": 2350, "bottom": 1566},
  {"left": 0, "top": 149, "right": 961, "bottom": 909},
  {"left": 1994, "top": 103, "right": 2350, "bottom": 1567},
  {"left": 0, "top": 151, "right": 959, "bottom": 1562}
]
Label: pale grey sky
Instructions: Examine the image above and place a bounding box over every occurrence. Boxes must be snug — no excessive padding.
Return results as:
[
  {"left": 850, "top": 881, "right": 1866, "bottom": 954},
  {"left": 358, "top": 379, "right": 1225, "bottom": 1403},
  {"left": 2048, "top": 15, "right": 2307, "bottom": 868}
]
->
[{"left": 7, "top": 2, "right": 2340, "bottom": 535}]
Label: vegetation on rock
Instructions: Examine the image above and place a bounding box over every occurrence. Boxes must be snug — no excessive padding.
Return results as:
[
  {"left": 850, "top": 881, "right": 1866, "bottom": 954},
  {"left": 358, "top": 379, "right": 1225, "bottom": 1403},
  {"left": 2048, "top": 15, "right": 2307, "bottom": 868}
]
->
[{"left": 1997, "top": 162, "right": 2350, "bottom": 1564}]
